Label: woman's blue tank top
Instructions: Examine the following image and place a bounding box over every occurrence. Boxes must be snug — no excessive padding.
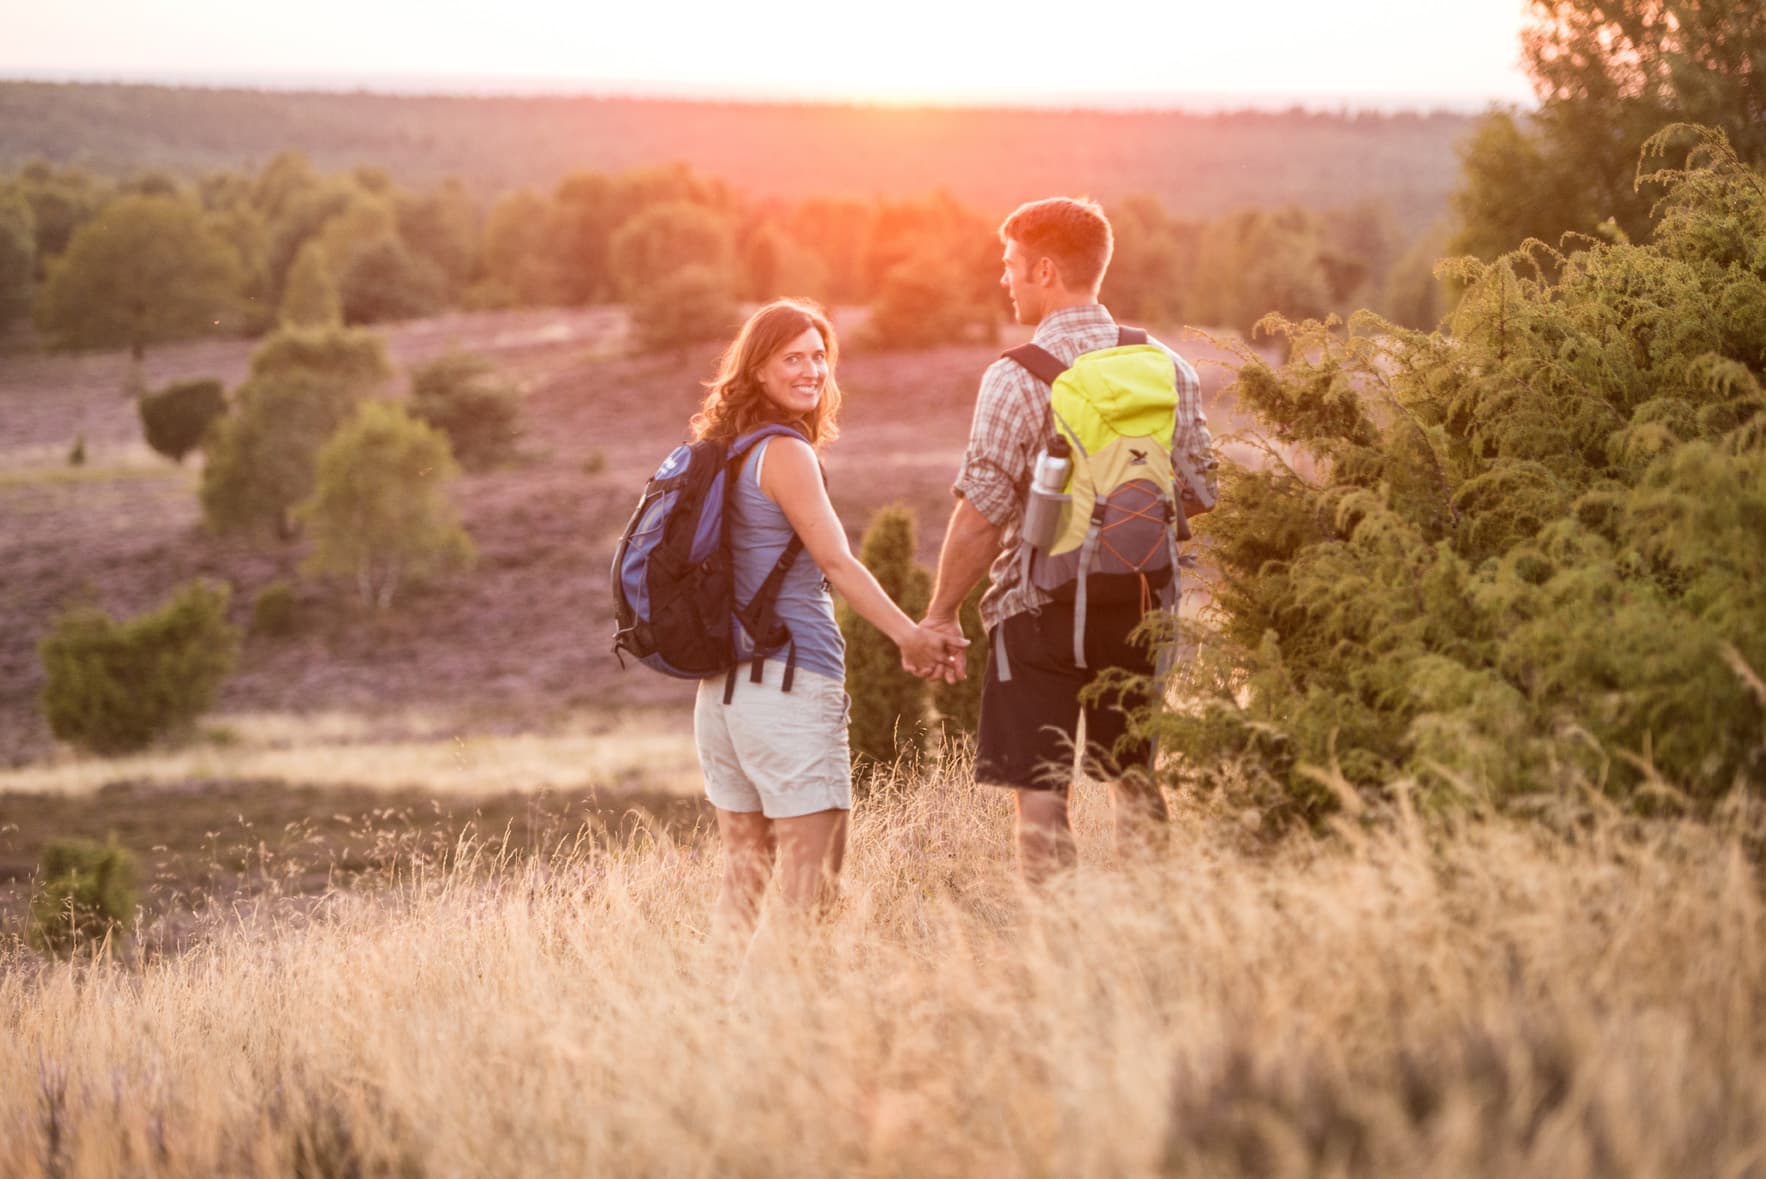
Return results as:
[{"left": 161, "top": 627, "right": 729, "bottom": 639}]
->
[{"left": 729, "top": 438, "right": 845, "bottom": 682}]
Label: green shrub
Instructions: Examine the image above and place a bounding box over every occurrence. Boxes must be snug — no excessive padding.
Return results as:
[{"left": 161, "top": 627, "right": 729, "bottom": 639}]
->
[
  {"left": 249, "top": 324, "right": 391, "bottom": 391},
  {"left": 408, "top": 351, "right": 521, "bottom": 470},
  {"left": 297, "top": 401, "right": 474, "bottom": 609},
  {"left": 138, "top": 377, "right": 226, "bottom": 464},
  {"left": 39, "top": 579, "right": 240, "bottom": 755},
  {"left": 251, "top": 578, "right": 300, "bottom": 637},
  {"left": 630, "top": 264, "right": 741, "bottom": 353},
  {"left": 1157, "top": 126, "right": 1766, "bottom": 821},
  {"left": 838, "top": 505, "right": 931, "bottom": 772},
  {"left": 28, "top": 836, "right": 137, "bottom": 957}
]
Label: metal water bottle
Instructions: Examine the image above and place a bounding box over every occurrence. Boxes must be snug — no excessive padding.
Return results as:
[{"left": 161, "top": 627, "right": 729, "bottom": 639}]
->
[{"left": 1022, "top": 435, "right": 1072, "bottom": 549}]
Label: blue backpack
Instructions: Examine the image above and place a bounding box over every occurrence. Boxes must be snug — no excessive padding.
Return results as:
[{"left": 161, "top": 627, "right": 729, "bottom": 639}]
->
[{"left": 610, "top": 424, "right": 807, "bottom": 702}]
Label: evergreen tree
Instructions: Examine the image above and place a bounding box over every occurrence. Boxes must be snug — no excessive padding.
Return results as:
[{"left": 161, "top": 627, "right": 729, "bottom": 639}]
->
[
  {"left": 1161, "top": 127, "right": 1766, "bottom": 820},
  {"left": 838, "top": 505, "right": 931, "bottom": 770},
  {"left": 296, "top": 401, "right": 474, "bottom": 610}
]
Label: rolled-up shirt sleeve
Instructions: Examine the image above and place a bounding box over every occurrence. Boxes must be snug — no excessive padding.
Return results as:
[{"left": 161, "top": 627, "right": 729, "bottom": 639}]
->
[{"left": 951, "top": 359, "right": 1040, "bottom": 528}]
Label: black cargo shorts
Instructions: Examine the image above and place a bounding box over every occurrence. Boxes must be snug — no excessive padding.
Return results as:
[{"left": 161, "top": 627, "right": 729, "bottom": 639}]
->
[{"left": 974, "top": 599, "right": 1157, "bottom": 793}]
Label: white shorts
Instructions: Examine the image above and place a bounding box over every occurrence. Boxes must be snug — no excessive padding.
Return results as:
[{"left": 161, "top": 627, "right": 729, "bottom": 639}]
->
[{"left": 694, "top": 660, "right": 852, "bottom": 818}]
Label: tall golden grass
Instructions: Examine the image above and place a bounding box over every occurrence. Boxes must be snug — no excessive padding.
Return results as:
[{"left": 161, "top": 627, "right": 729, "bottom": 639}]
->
[{"left": 3, "top": 760, "right": 1762, "bottom": 1177}]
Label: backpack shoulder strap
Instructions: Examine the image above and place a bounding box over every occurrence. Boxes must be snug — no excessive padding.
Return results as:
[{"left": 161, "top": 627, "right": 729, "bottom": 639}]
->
[
  {"left": 1002, "top": 343, "right": 1068, "bottom": 387},
  {"left": 1117, "top": 326, "right": 1148, "bottom": 346}
]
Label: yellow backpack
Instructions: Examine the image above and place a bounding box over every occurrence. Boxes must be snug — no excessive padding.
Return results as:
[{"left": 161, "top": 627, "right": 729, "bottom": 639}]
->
[{"left": 1004, "top": 326, "right": 1203, "bottom": 670}]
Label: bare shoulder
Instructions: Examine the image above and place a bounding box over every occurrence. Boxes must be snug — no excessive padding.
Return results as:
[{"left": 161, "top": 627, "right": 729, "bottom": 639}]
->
[{"left": 757, "top": 434, "right": 821, "bottom": 500}]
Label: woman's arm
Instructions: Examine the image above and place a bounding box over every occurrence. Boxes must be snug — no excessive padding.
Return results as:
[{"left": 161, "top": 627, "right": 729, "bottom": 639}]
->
[{"left": 760, "top": 437, "right": 964, "bottom": 673}]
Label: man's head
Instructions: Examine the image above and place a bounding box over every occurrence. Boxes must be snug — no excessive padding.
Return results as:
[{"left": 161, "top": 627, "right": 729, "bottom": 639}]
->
[{"left": 997, "top": 197, "right": 1114, "bottom": 325}]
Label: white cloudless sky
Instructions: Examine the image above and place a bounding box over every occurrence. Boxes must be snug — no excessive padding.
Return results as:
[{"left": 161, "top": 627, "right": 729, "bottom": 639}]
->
[{"left": 3, "top": 0, "right": 1536, "bottom": 109}]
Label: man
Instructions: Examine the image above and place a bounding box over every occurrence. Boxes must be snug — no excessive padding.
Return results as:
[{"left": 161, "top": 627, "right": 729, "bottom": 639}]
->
[{"left": 921, "top": 196, "right": 1215, "bottom": 881}]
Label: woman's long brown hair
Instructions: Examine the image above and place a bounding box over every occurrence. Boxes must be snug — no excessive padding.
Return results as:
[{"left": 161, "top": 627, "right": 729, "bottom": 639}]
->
[{"left": 691, "top": 298, "right": 842, "bottom": 448}]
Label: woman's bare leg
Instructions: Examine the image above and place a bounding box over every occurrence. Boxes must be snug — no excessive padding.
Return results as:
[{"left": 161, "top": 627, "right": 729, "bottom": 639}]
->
[
  {"left": 773, "top": 808, "right": 849, "bottom": 919},
  {"left": 713, "top": 809, "right": 775, "bottom": 946}
]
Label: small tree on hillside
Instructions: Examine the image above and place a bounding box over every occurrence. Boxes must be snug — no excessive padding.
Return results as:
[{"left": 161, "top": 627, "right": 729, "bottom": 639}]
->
[
  {"left": 838, "top": 505, "right": 931, "bottom": 771},
  {"left": 200, "top": 373, "right": 361, "bottom": 538},
  {"left": 201, "top": 326, "right": 390, "bottom": 537},
  {"left": 408, "top": 351, "right": 522, "bottom": 470},
  {"left": 279, "top": 240, "right": 341, "bottom": 327},
  {"left": 33, "top": 194, "right": 245, "bottom": 364},
  {"left": 138, "top": 377, "right": 226, "bottom": 464},
  {"left": 296, "top": 401, "right": 475, "bottom": 610}
]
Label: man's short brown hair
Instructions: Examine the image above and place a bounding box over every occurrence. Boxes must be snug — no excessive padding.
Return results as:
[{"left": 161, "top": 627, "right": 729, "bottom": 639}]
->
[{"left": 999, "top": 197, "right": 1114, "bottom": 292}]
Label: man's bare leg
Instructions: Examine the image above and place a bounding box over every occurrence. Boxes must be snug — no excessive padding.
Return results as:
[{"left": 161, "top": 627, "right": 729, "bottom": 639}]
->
[
  {"left": 1015, "top": 788, "right": 1076, "bottom": 883},
  {"left": 1109, "top": 769, "right": 1170, "bottom": 859}
]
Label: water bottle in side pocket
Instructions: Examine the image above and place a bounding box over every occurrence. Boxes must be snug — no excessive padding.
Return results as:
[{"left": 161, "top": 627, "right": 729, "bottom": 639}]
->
[{"left": 1022, "top": 435, "right": 1072, "bottom": 550}]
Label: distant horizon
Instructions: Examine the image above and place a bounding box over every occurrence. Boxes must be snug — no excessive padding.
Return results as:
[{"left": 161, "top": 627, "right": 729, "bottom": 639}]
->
[{"left": 0, "top": 67, "right": 1530, "bottom": 117}]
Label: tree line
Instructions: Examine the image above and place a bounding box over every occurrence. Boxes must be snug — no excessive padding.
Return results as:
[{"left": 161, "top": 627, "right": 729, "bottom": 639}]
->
[
  {"left": 0, "top": 148, "right": 1452, "bottom": 369},
  {"left": 0, "top": 82, "right": 1473, "bottom": 229}
]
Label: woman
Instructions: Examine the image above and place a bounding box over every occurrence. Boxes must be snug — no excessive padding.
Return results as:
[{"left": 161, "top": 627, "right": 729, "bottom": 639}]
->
[{"left": 689, "top": 298, "right": 960, "bottom": 945}]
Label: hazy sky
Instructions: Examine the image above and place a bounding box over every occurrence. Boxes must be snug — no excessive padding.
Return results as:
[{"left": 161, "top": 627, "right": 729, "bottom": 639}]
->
[{"left": 5, "top": 0, "right": 1536, "bottom": 109}]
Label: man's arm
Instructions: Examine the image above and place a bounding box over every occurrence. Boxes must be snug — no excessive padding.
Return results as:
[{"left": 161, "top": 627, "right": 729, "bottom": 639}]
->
[{"left": 924, "top": 497, "right": 1002, "bottom": 632}]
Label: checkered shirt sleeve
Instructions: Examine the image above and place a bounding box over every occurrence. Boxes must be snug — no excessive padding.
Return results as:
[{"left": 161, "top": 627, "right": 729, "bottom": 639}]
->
[{"left": 953, "top": 357, "right": 1045, "bottom": 528}]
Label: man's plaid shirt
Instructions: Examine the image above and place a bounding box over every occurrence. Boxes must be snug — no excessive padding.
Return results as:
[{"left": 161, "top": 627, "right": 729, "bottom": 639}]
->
[{"left": 952, "top": 303, "right": 1213, "bottom": 633}]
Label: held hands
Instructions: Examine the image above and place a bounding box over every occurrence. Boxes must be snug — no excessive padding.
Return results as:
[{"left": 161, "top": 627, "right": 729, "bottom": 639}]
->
[{"left": 899, "top": 621, "right": 969, "bottom": 683}]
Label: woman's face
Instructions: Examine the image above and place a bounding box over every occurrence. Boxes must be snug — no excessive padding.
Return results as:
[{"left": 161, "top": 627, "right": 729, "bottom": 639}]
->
[{"left": 755, "top": 326, "right": 829, "bottom": 419}]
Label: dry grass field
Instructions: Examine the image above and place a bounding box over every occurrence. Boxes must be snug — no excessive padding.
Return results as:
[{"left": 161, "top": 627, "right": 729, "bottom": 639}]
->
[{"left": 3, "top": 764, "right": 1763, "bottom": 1177}]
